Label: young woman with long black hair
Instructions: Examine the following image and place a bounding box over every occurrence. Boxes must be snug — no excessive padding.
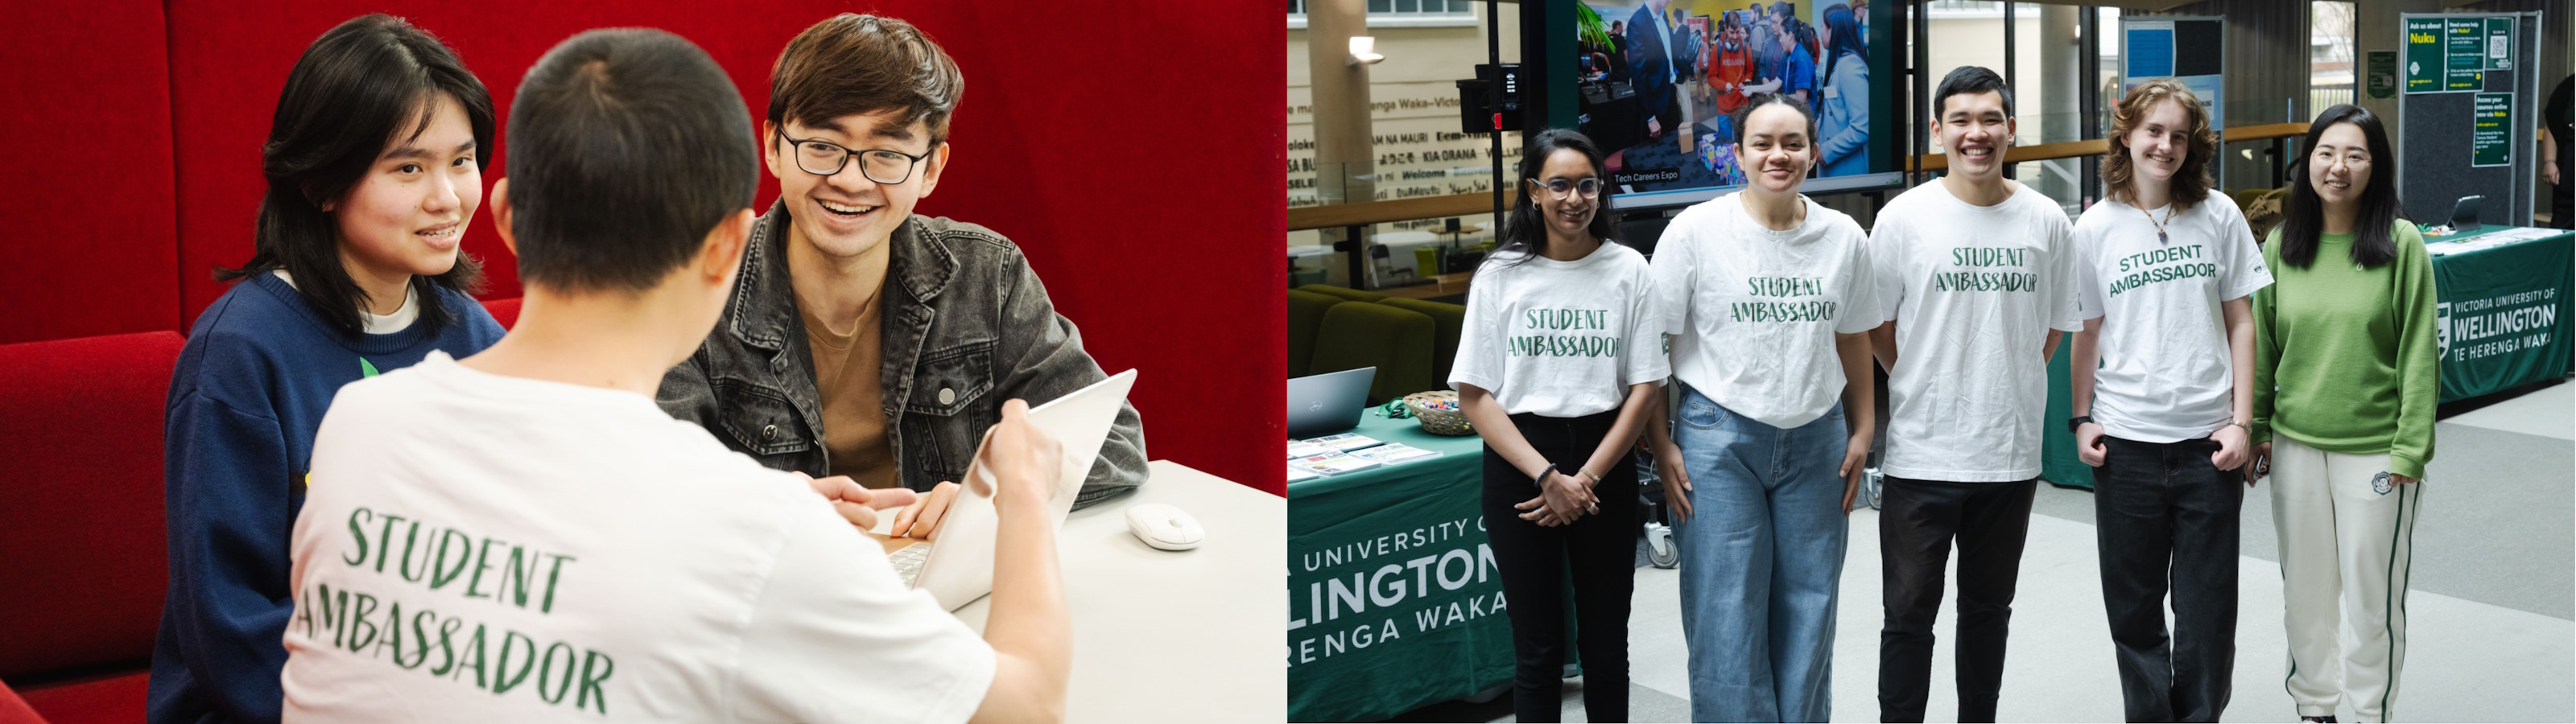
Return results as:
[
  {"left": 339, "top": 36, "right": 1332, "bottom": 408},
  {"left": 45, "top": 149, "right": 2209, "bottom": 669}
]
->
[
  {"left": 148, "top": 15, "right": 506, "bottom": 722},
  {"left": 1451, "top": 128, "right": 1666, "bottom": 723},
  {"left": 2248, "top": 103, "right": 2438, "bottom": 724}
]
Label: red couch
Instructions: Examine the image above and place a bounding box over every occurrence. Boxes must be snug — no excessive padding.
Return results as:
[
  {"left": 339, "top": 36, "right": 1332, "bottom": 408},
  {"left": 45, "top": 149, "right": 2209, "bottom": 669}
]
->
[
  {"left": 1, "top": 2, "right": 1279, "bottom": 720},
  {"left": 0, "top": 332, "right": 183, "bottom": 724}
]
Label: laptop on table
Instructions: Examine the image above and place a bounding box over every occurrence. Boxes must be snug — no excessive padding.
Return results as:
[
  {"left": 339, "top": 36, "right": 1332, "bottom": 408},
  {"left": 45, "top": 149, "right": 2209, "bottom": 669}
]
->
[
  {"left": 1285, "top": 367, "right": 1375, "bottom": 439},
  {"left": 878, "top": 368, "right": 1137, "bottom": 611}
]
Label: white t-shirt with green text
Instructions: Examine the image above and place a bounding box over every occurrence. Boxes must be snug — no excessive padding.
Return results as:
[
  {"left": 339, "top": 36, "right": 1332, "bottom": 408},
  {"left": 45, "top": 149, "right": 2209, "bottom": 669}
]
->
[
  {"left": 2074, "top": 195, "right": 2273, "bottom": 442},
  {"left": 1653, "top": 192, "right": 1880, "bottom": 429},
  {"left": 1450, "top": 241, "right": 1670, "bottom": 418},
  {"left": 1871, "top": 180, "right": 2084, "bottom": 482},
  {"left": 281, "top": 353, "right": 993, "bottom": 722}
]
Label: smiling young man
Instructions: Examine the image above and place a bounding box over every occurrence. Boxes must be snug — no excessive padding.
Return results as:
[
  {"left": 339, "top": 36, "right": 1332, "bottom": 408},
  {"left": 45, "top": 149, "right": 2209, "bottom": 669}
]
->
[
  {"left": 658, "top": 14, "right": 1145, "bottom": 537},
  {"left": 1863, "top": 66, "right": 2083, "bottom": 723}
]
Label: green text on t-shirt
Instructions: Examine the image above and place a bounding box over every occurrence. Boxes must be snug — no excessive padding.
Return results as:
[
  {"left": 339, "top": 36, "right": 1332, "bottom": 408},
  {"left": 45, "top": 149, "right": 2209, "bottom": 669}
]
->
[
  {"left": 1513, "top": 308, "right": 1622, "bottom": 357},
  {"left": 1732, "top": 276, "right": 1839, "bottom": 323},
  {"left": 1935, "top": 246, "right": 2040, "bottom": 292},
  {"left": 291, "top": 506, "right": 617, "bottom": 715},
  {"left": 2104, "top": 243, "right": 2218, "bottom": 298}
]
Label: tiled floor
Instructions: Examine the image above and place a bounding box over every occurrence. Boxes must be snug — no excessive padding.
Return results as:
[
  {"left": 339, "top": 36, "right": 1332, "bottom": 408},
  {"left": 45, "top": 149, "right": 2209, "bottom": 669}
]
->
[{"left": 1465, "top": 380, "right": 2575, "bottom": 722}]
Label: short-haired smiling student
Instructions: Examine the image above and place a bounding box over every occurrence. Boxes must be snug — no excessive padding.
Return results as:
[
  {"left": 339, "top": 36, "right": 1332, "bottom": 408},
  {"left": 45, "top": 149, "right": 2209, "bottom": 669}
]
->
[
  {"left": 656, "top": 14, "right": 1145, "bottom": 541},
  {"left": 1865, "top": 66, "right": 2083, "bottom": 723},
  {"left": 2248, "top": 104, "right": 2437, "bottom": 724},
  {"left": 2067, "top": 79, "right": 2271, "bottom": 723},
  {"left": 1452, "top": 128, "right": 1667, "bottom": 723},
  {"left": 281, "top": 27, "right": 1071, "bottom": 722},
  {"left": 147, "top": 14, "right": 506, "bottom": 723}
]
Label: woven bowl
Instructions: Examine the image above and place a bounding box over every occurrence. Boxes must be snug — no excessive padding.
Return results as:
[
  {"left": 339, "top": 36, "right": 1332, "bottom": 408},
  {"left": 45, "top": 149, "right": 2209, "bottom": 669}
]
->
[{"left": 1403, "top": 390, "right": 1473, "bottom": 436}]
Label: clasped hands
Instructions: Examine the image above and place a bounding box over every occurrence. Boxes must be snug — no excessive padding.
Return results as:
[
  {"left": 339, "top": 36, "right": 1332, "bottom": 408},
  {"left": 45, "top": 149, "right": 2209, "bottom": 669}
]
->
[
  {"left": 790, "top": 473, "right": 978, "bottom": 539},
  {"left": 797, "top": 398, "right": 1065, "bottom": 540},
  {"left": 1514, "top": 468, "right": 1599, "bottom": 527}
]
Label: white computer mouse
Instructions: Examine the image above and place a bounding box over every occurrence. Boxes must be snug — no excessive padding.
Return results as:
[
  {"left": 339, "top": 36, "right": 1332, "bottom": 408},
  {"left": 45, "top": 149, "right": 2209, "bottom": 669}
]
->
[{"left": 1124, "top": 504, "right": 1204, "bottom": 551}]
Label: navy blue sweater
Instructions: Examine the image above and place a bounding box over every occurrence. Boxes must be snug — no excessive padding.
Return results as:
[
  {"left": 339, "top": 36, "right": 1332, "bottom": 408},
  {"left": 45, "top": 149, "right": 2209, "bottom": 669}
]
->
[{"left": 147, "top": 273, "right": 503, "bottom": 724}]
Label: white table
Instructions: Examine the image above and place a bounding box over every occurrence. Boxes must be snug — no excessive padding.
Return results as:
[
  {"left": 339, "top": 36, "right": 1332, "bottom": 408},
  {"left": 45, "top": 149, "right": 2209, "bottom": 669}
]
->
[{"left": 953, "top": 460, "right": 1285, "bottom": 723}]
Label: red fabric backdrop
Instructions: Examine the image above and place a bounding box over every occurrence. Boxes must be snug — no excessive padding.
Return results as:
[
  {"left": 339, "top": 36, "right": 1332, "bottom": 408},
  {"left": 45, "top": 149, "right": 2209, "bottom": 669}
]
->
[
  {"left": 0, "top": 2, "right": 181, "bottom": 346},
  {"left": 5, "top": 2, "right": 1283, "bottom": 493}
]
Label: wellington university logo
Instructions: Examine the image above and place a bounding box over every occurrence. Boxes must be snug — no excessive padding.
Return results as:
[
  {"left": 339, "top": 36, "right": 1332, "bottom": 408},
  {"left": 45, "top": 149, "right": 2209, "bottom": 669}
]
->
[
  {"left": 2444, "top": 289, "right": 2562, "bottom": 363},
  {"left": 2437, "top": 302, "right": 2453, "bottom": 360}
]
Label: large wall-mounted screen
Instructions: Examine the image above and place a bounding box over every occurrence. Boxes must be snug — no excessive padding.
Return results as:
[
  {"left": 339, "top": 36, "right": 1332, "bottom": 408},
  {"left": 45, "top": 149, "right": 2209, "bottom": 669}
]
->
[{"left": 1575, "top": 0, "right": 1901, "bottom": 209}]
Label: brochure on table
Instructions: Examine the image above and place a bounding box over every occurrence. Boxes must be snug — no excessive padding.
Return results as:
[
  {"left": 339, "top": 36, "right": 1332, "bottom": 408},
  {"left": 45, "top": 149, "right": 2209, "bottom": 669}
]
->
[{"left": 1286, "top": 431, "right": 1447, "bottom": 477}]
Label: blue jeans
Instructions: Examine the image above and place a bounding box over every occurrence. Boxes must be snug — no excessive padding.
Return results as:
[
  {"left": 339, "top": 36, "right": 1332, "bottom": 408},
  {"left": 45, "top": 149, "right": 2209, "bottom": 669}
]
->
[{"left": 1673, "top": 385, "right": 1851, "bottom": 722}]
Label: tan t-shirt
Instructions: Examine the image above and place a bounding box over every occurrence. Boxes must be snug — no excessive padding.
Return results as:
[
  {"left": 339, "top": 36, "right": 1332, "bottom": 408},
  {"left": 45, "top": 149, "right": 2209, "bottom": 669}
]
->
[{"left": 798, "top": 245, "right": 899, "bottom": 490}]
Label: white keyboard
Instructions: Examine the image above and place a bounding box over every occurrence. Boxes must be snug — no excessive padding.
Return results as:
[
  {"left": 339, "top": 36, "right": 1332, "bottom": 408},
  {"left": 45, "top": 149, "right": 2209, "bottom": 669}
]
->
[{"left": 887, "top": 543, "right": 932, "bottom": 586}]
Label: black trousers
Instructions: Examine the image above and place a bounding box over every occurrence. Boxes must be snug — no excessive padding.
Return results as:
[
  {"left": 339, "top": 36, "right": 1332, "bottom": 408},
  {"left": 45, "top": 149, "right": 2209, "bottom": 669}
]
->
[
  {"left": 1876, "top": 475, "right": 2037, "bottom": 723},
  {"left": 2094, "top": 435, "right": 2243, "bottom": 722},
  {"left": 1480, "top": 410, "right": 1637, "bottom": 723}
]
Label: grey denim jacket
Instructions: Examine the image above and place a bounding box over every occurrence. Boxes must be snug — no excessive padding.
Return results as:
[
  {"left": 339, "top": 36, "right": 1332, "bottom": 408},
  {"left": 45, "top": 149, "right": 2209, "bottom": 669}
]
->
[{"left": 657, "top": 202, "right": 1146, "bottom": 508}]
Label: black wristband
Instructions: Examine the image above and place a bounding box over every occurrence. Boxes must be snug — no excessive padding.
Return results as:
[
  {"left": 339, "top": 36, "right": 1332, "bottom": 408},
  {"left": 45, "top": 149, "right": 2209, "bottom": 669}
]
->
[
  {"left": 2067, "top": 415, "right": 2094, "bottom": 434},
  {"left": 1532, "top": 463, "right": 1558, "bottom": 487}
]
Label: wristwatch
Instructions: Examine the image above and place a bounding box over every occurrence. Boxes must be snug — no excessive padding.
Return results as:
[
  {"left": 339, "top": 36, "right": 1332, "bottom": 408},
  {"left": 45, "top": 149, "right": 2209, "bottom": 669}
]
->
[{"left": 2066, "top": 415, "right": 2094, "bottom": 434}]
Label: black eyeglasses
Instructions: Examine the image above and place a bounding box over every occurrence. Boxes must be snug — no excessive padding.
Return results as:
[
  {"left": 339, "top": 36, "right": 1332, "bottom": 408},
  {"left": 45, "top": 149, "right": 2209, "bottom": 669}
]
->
[
  {"left": 775, "top": 127, "right": 932, "bottom": 185},
  {"left": 1531, "top": 177, "right": 1604, "bottom": 199}
]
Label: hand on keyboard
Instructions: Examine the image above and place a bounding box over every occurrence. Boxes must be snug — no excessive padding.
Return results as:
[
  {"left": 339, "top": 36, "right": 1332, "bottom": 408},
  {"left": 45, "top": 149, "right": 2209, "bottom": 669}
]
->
[{"left": 796, "top": 471, "right": 918, "bottom": 531}]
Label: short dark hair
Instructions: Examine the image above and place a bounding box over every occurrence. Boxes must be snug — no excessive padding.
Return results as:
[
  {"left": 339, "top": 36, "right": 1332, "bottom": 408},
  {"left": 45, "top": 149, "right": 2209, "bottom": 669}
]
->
[
  {"left": 218, "top": 14, "right": 493, "bottom": 336},
  {"left": 506, "top": 29, "right": 759, "bottom": 294},
  {"left": 1934, "top": 65, "right": 2015, "bottom": 118},
  {"left": 2280, "top": 105, "right": 2404, "bottom": 269},
  {"left": 768, "top": 14, "right": 964, "bottom": 146}
]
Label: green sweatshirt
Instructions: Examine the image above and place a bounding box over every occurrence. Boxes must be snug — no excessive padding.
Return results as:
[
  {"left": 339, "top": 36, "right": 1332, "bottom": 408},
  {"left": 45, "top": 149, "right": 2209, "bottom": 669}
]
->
[{"left": 2251, "top": 220, "right": 2438, "bottom": 479}]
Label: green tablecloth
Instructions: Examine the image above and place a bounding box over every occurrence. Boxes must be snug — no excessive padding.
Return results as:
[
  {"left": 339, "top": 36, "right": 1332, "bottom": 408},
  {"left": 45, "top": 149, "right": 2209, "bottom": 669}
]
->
[
  {"left": 2041, "top": 226, "right": 2576, "bottom": 490},
  {"left": 1287, "top": 413, "right": 1507, "bottom": 723},
  {"left": 2425, "top": 227, "right": 2575, "bottom": 401}
]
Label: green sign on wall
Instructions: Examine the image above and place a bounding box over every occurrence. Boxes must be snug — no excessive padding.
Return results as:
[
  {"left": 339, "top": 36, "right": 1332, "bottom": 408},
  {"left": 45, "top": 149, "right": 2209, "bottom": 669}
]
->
[
  {"left": 2483, "top": 17, "right": 2513, "bottom": 70},
  {"left": 2472, "top": 93, "right": 2513, "bottom": 167},
  {"left": 2446, "top": 19, "right": 2485, "bottom": 91},
  {"left": 2368, "top": 50, "right": 2397, "bottom": 98},
  {"left": 2404, "top": 18, "right": 2445, "bottom": 93}
]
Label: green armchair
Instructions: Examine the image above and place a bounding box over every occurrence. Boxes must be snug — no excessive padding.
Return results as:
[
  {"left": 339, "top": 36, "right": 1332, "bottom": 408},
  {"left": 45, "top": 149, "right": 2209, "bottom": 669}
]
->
[
  {"left": 1307, "top": 302, "right": 1438, "bottom": 405},
  {"left": 1374, "top": 298, "right": 1464, "bottom": 383},
  {"left": 1286, "top": 289, "right": 1345, "bottom": 378},
  {"left": 1294, "top": 283, "right": 1387, "bottom": 304}
]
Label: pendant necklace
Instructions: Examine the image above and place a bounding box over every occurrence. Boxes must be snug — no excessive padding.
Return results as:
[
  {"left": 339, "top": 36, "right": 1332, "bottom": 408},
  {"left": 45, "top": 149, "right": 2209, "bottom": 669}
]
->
[{"left": 2139, "top": 204, "right": 2174, "bottom": 244}]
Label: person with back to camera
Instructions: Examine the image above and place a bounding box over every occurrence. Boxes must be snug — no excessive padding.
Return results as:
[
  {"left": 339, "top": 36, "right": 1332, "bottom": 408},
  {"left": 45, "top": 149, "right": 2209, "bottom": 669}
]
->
[
  {"left": 1645, "top": 92, "right": 1878, "bottom": 723},
  {"left": 279, "top": 27, "right": 1071, "bottom": 722},
  {"left": 148, "top": 14, "right": 506, "bottom": 722},
  {"left": 1452, "top": 128, "right": 1667, "bottom": 723},
  {"left": 2247, "top": 104, "right": 2438, "bottom": 724},
  {"left": 2067, "top": 78, "right": 2273, "bottom": 723}
]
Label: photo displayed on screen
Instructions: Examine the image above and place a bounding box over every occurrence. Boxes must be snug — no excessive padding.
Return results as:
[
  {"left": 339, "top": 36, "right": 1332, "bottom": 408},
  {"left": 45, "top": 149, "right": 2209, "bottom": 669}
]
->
[{"left": 1575, "top": 0, "right": 1872, "bottom": 198}]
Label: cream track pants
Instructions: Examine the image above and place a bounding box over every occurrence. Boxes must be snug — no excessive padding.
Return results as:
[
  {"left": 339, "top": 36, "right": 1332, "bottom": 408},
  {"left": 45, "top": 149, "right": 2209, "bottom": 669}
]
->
[{"left": 2268, "top": 437, "right": 2421, "bottom": 723}]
